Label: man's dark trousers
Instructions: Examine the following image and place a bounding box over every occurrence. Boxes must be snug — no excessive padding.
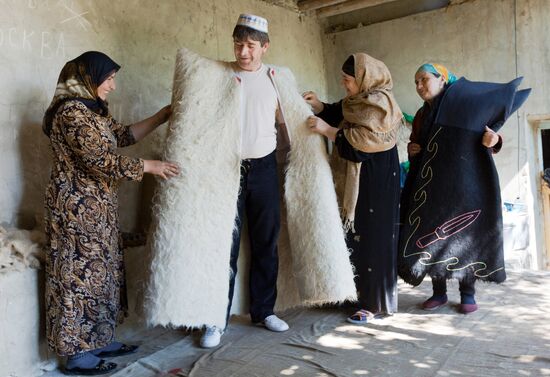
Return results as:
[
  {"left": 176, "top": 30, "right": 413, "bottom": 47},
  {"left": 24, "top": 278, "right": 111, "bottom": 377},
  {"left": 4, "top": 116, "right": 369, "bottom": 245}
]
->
[{"left": 226, "top": 150, "right": 280, "bottom": 325}]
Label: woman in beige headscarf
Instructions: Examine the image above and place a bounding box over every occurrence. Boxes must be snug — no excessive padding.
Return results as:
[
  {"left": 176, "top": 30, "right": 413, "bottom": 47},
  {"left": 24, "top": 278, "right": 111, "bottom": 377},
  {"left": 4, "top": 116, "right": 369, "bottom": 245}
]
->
[{"left": 303, "top": 53, "right": 402, "bottom": 323}]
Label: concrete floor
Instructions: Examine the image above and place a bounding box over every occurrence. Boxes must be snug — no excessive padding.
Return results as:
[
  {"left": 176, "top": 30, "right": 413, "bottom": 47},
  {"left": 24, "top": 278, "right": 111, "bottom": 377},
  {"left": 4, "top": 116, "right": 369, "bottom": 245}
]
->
[{"left": 42, "top": 271, "right": 550, "bottom": 377}]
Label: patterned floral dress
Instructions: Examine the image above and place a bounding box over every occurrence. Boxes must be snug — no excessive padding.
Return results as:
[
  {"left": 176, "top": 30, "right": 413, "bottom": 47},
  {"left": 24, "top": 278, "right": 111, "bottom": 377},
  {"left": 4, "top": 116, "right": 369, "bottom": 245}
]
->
[{"left": 44, "top": 100, "right": 143, "bottom": 356}]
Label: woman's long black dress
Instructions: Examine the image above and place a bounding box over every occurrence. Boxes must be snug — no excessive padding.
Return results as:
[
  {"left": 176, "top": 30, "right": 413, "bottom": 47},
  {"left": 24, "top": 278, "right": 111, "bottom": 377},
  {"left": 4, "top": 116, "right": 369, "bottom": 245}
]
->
[{"left": 319, "top": 101, "right": 399, "bottom": 314}]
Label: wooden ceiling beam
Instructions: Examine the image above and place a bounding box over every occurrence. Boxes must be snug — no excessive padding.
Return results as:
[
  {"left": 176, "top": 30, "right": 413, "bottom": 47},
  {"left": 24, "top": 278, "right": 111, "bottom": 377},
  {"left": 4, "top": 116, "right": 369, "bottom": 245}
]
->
[
  {"left": 298, "top": 0, "right": 347, "bottom": 12},
  {"left": 316, "top": 0, "right": 396, "bottom": 18}
]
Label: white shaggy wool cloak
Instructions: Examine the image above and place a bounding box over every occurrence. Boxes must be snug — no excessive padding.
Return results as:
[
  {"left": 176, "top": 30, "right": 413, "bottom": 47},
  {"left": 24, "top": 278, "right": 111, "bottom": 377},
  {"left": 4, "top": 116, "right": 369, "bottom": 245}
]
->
[{"left": 145, "top": 48, "right": 356, "bottom": 328}]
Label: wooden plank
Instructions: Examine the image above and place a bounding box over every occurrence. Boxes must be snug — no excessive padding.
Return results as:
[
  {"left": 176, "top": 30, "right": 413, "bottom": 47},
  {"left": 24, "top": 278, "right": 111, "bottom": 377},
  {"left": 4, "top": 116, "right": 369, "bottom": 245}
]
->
[
  {"left": 528, "top": 114, "right": 550, "bottom": 123},
  {"left": 298, "top": 0, "right": 347, "bottom": 11},
  {"left": 542, "top": 182, "right": 550, "bottom": 269},
  {"left": 317, "top": 0, "right": 396, "bottom": 18}
]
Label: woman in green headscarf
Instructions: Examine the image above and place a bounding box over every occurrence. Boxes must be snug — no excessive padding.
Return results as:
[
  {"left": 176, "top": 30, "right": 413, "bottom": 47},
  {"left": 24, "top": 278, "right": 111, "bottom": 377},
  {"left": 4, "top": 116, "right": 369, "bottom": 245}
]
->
[{"left": 401, "top": 63, "right": 506, "bottom": 315}]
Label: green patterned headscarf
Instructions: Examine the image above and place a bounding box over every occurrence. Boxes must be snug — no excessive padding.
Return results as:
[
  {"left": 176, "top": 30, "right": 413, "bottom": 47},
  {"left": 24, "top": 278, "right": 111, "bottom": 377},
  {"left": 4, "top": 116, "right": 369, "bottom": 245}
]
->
[{"left": 416, "top": 63, "right": 457, "bottom": 85}]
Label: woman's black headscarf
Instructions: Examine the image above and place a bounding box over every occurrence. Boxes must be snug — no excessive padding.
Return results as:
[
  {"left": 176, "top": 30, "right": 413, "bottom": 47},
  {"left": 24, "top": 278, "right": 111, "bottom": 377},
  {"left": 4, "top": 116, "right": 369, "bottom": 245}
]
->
[
  {"left": 42, "top": 51, "right": 121, "bottom": 136},
  {"left": 342, "top": 55, "right": 355, "bottom": 77}
]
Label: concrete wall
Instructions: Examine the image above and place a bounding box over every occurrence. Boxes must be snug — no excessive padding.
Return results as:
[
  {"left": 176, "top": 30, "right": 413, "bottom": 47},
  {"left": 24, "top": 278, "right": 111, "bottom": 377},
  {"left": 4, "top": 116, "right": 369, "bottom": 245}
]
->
[
  {"left": 0, "top": 1, "right": 327, "bottom": 376},
  {"left": 0, "top": 270, "right": 55, "bottom": 377},
  {"left": 322, "top": 0, "right": 550, "bottom": 269},
  {"left": 0, "top": 0, "right": 327, "bottom": 230}
]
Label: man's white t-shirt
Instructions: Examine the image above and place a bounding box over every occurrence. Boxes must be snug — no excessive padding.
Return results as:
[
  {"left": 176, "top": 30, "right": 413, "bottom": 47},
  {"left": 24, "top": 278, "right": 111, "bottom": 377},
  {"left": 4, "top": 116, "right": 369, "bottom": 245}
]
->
[{"left": 237, "top": 64, "right": 278, "bottom": 159}]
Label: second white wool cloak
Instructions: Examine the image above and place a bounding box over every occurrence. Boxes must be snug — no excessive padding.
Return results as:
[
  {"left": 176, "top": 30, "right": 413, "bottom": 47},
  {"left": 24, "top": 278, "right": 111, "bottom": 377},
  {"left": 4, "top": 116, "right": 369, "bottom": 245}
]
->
[{"left": 145, "top": 48, "right": 356, "bottom": 328}]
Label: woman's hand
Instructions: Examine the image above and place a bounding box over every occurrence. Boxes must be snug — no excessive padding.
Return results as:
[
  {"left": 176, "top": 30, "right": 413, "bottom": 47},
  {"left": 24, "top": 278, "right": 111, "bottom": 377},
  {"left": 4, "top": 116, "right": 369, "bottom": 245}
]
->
[
  {"left": 307, "top": 115, "right": 331, "bottom": 135},
  {"left": 307, "top": 115, "right": 338, "bottom": 141},
  {"left": 482, "top": 126, "right": 499, "bottom": 148},
  {"left": 408, "top": 142, "right": 422, "bottom": 157},
  {"left": 302, "top": 91, "right": 324, "bottom": 114},
  {"left": 155, "top": 105, "right": 172, "bottom": 125},
  {"left": 143, "top": 160, "right": 180, "bottom": 180}
]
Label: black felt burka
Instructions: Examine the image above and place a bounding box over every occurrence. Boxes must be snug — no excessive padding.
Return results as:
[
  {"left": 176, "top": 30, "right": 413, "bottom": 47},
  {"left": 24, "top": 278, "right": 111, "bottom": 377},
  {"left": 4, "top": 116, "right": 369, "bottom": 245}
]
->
[{"left": 398, "top": 77, "right": 530, "bottom": 286}]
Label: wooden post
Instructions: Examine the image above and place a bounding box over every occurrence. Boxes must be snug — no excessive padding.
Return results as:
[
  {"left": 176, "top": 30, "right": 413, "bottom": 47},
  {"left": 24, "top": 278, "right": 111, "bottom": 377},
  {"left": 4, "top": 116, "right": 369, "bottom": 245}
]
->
[{"left": 298, "top": 0, "right": 348, "bottom": 11}]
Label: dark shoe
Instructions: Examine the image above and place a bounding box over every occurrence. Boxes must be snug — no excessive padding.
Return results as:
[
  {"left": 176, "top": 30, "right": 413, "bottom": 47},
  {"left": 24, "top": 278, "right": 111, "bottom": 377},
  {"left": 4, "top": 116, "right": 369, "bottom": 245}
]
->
[
  {"left": 421, "top": 295, "right": 448, "bottom": 310},
  {"left": 96, "top": 344, "right": 139, "bottom": 358},
  {"left": 459, "top": 303, "right": 478, "bottom": 314},
  {"left": 63, "top": 360, "right": 117, "bottom": 375}
]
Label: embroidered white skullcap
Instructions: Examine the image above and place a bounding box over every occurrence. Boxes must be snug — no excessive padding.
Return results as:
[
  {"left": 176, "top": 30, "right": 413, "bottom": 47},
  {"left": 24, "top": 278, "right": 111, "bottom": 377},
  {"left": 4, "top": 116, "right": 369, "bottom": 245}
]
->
[{"left": 236, "top": 13, "right": 268, "bottom": 33}]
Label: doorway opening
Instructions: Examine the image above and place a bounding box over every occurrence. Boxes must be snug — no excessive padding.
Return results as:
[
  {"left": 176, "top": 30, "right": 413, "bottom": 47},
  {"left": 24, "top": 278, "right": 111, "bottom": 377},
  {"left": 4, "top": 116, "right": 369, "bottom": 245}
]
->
[{"left": 532, "top": 117, "right": 550, "bottom": 269}]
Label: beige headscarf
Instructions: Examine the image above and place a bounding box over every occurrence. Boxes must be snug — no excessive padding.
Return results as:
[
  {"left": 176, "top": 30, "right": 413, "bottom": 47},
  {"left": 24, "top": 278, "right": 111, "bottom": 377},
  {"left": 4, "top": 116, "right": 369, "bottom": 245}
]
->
[{"left": 332, "top": 53, "right": 402, "bottom": 232}]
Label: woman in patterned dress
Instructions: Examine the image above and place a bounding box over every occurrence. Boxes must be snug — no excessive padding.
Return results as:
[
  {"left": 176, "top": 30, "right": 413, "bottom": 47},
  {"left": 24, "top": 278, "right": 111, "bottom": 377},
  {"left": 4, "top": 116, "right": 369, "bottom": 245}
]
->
[{"left": 42, "top": 51, "right": 179, "bottom": 375}]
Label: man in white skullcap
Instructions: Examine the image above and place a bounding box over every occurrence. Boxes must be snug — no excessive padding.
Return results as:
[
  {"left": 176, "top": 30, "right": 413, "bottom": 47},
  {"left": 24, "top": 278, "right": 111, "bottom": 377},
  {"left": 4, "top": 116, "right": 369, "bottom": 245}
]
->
[{"left": 200, "top": 13, "right": 290, "bottom": 348}]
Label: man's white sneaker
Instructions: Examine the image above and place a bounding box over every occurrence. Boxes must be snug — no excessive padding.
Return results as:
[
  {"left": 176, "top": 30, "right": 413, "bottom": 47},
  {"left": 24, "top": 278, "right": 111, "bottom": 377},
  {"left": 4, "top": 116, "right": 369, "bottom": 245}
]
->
[
  {"left": 263, "top": 315, "right": 289, "bottom": 332},
  {"left": 200, "top": 326, "right": 223, "bottom": 348}
]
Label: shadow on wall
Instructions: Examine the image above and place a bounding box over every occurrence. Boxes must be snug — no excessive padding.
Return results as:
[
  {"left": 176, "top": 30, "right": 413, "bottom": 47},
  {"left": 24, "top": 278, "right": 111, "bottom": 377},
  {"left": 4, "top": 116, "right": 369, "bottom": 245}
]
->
[
  {"left": 14, "top": 91, "right": 56, "bottom": 365},
  {"left": 15, "top": 93, "right": 51, "bottom": 231}
]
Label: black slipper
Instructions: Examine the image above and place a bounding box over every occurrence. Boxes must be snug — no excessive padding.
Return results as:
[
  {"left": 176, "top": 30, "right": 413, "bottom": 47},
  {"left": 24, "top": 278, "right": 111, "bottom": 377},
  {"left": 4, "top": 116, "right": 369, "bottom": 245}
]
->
[
  {"left": 63, "top": 360, "right": 117, "bottom": 375},
  {"left": 96, "top": 344, "right": 139, "bottom": 358}
]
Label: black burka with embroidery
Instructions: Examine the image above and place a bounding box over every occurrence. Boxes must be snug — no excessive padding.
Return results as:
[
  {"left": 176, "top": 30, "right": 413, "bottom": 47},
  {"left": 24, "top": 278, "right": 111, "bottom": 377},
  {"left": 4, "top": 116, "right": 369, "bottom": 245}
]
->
[
  {"left": 319, "top": 102, "right": 400, "bottom": 314},
  {"left": 398, "top": 77, "right": 530, "bottom": 286}
]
